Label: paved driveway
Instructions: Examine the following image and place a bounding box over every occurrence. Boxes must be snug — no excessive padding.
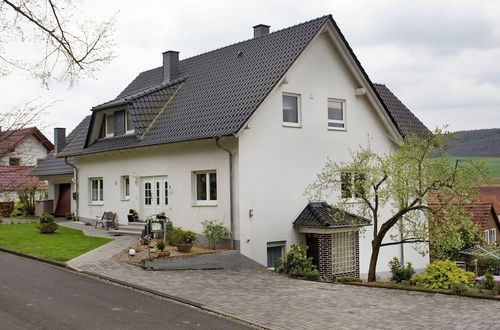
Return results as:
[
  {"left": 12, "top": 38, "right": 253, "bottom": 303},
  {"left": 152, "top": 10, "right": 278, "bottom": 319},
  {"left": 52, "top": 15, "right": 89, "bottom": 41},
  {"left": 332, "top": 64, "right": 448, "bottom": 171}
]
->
[{"left": 75, "top": 259, "right": 500, "bottom": 330}]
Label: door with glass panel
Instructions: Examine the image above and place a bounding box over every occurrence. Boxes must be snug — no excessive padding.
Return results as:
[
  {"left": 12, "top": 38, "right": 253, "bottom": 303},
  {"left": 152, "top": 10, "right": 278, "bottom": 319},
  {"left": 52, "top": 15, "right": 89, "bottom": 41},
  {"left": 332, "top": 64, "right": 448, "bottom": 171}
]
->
[{"left": 141, "top": 177, "right": 169, "bottom": 218}]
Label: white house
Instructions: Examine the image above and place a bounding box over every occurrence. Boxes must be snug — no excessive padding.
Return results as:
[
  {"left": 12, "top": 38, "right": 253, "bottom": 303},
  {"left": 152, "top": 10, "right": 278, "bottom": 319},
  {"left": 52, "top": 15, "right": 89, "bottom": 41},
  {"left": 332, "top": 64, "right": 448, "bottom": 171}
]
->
[{"left": 34, "top": 15, "right": 430, "bottom": 278}]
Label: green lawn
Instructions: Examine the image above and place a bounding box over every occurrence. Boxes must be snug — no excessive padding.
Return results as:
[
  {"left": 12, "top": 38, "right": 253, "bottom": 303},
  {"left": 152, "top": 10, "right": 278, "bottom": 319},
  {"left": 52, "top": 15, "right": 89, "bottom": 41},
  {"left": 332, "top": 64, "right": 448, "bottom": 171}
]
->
[
  {"left": 0, "top": 223, "right": 112, "bottom": 262},
  {"left": 448, "top": 157, "right": 500, "bottom": 183}
]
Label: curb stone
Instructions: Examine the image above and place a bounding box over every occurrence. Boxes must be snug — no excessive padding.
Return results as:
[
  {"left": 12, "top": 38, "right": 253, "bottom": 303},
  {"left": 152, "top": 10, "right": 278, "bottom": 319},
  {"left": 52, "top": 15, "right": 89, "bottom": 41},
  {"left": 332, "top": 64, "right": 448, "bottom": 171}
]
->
[{"left": 0, "top": 248, "right": 269, "bottom": 330}]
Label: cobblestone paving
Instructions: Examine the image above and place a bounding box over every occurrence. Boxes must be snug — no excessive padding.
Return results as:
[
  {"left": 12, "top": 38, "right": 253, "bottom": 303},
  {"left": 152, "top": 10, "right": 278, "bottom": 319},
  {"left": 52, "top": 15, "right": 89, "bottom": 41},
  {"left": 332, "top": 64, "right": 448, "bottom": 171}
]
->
[{"left": 75, "top": 259, "right": 500, "bottom": 330}]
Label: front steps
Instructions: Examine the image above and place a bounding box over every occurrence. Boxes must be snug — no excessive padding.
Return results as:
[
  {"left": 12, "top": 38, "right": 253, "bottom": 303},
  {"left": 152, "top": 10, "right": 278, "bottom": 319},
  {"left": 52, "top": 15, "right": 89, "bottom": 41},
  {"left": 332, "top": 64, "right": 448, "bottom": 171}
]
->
[{"left": 108, "top": 222, "right": 145, "bottom": 236}]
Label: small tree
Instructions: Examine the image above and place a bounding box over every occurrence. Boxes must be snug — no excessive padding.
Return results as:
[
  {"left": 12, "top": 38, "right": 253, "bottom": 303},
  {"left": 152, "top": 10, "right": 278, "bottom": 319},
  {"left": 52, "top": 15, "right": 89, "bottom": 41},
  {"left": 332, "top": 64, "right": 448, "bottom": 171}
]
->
[
  {"left": 306, "top": 129, "right": 487, "bottom": 282},
  {"left": 202, "top": 220, "right": 230, "bottom": 249}
]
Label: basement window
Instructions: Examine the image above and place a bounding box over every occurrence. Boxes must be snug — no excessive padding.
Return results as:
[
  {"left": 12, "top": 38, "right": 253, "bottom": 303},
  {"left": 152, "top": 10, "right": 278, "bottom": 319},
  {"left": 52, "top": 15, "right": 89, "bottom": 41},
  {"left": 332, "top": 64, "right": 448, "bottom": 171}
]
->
[{"left": 267, "top": 241, "right": 285, "bottom": 268}]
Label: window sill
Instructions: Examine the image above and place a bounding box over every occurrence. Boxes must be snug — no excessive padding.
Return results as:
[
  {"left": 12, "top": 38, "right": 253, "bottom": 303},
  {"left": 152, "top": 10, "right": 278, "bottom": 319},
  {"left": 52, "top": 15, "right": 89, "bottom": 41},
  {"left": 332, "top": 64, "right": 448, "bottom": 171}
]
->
[
  {"left": 89, "top": 202, "right": 104, "bottom": 206},
  {"left": 328, "top": 127, "right": 346, "bottom": 131},
  {"left": 192, "top": 201, "right": 217, "bottom": 207},
  {"left": 121, "top": 197, "right": 130, "bottom": 201},
  {"left": 282, "top": 123, "right": 302, "bottom": 128}
]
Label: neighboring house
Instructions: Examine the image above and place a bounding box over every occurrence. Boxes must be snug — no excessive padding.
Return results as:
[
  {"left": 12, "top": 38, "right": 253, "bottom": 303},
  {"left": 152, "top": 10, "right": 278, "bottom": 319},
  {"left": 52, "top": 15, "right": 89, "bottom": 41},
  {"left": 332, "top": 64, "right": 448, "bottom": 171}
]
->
[
  {"left": 37, "top": 15, "right": 431, "bottom": 278},
  {"left": 477, "top": 187, "right": 500, "bottom": 217},
  {"left": 30, "top": 119, "right": 90, "bottom": 216},
  {"left": 0, "top": 127, "right": 53, "bottom": 202},
  {"left": 466, "top": 203, "right": 500, "bottom": 245}
]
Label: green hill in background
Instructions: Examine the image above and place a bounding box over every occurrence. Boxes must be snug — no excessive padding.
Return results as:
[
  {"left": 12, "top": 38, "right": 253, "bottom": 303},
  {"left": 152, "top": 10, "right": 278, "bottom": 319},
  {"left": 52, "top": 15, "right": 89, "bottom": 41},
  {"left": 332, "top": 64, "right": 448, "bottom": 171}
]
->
[{"left": 445, "top": 128, "right": 500, "bottom": 157}]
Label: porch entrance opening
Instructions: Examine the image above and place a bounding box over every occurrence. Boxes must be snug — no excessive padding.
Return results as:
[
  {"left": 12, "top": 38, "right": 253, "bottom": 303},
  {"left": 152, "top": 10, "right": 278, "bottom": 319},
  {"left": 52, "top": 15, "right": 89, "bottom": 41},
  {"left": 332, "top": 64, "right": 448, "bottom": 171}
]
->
[
  {"left": 305, "top": 233, "right": 319, "bottom": 268},
  {"left": 141, "top": 176, "right": 169, "bottom": 219},
  {"left": 54, "top": 183, "right": 71, "bottom": 216}
]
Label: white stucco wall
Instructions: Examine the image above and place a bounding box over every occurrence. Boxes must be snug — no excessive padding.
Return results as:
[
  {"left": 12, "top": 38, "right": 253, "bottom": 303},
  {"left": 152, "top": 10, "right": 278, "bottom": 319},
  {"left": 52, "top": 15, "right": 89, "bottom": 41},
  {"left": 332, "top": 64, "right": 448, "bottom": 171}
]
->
[
  {"left": 237, "top": 31, "right": 428, "bottom": 274},
  {"left": 74, "top": 138, "right": 237, "bottom": 240},
  {"left": 0, "top": 135, "right": 48, "bottom": 166}
]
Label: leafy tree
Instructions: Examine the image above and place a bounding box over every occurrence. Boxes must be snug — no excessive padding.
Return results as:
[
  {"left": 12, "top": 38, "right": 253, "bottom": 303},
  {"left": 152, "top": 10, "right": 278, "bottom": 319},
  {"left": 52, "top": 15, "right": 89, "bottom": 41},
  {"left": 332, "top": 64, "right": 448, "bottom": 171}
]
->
[
  {"left": 306, "top": 130, "right": 487, "bottom": 282},
  {"left": 0, "top": 0, "right": 115, "bottom": 86}
]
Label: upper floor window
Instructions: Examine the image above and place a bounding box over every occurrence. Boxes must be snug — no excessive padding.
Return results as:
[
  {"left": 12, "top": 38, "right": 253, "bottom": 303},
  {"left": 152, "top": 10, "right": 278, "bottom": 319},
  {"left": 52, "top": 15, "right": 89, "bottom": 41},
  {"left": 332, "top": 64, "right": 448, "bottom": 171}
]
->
[
  {"left": 106, "top": 113, "right": 115, "bottom": 137},
  {"left": 328, "top": 99, "right": 346, "bottom": 130},
  {"left": 341, "top": 172, "right": 365, "bottom": 199},
  {"left": 90, "top": 178, "right": 104, "bottom": 204},
  {"left": 282, "top": 93, "right": 301, "bottom": 127},
  {"left": 490, "top": 229, "right": 497, "bottom": 244},
  {"left": 126, "top": 110, "right": 134, "bottom": 134},
  {"left": 194, "top": 171, "right": 217, "bottom": 205},
  {"left": 9, "top": 157, "right": 20, "bottom": 166},
  {"left": 484, "top": 230, "right": 490, "bottom": 244}
]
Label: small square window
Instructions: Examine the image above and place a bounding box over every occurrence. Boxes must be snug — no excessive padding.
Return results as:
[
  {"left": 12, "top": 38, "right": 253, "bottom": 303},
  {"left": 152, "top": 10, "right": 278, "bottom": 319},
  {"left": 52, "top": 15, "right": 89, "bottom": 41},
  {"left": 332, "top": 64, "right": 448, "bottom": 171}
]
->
[
  {"left": 282, "top": 93, "right": 301, "bottom": 126},
  {"left": 194, "top": 171, "right": 217, "bottom": 205},
  {"left": 121, "top": 176, "right": 130, "bottom": 200},
  {"left": 267, "top": 241, "right": 285, "bottom": 268},
  {"left": 9, "top": 158, "right": 20, "bottom": 166},
  {"left": 328, "top": 99, "right": 346, "bottom": 130}
]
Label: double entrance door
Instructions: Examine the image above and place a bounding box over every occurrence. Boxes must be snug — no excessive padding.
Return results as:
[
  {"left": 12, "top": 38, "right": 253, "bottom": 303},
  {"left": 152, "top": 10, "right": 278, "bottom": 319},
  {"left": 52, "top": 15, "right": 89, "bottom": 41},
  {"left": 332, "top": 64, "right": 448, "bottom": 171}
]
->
[{"left": 141, "top": 177, "right": 169, "bottom": 218}]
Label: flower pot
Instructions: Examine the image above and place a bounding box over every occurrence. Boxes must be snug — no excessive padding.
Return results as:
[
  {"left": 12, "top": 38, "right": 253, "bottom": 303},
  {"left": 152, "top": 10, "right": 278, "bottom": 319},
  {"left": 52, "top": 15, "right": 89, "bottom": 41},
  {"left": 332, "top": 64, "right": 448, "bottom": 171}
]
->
[
  {"left": 176, "top": 244, "right": 193, "bottom": 253},
  {"left": 157, "top": 251, "right": 171, "bottom": 258}
]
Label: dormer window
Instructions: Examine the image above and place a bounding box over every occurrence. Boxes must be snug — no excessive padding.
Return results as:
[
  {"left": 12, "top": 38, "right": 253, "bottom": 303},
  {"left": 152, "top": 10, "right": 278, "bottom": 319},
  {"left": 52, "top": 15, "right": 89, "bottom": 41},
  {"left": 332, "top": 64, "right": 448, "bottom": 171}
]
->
[
  {"left": 106, "top": 113, "right": 115, "bottom": 137},
  {"left": 126, "top": 110, "right": 134, "bottom": 134}
]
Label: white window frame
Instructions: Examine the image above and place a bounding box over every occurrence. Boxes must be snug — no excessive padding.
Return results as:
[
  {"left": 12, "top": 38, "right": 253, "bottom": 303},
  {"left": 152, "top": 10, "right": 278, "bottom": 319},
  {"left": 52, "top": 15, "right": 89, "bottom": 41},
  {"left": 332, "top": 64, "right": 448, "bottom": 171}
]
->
[
  {"left": 105, "top": 113, "right": 115, "bottom": 137},
  {"left": 89, "top": 177, "right": 104, "bottom": 205},
  {"left": 121, "top": 175, "right": 130, "bottom": 200},
  {"left": 490, "top": 229, "right": 497, "bottom": 244},
  {"left": 267, "top": 241, "right": 286, "bottom": 269},
  {"left": 282, "top": 93, "right": 302, "bottom": 128},
  {"left": 193, "top": 171, "right": 217, "bottom": 206},
  {"left": 484, "top": 230, "right": 490, "bottom": 244},
  {"left": 327, "top": 98, "right": 346, "bottom": 131},
  {"left": 125, "top": 110, "right": 134, "bottom": 134}
]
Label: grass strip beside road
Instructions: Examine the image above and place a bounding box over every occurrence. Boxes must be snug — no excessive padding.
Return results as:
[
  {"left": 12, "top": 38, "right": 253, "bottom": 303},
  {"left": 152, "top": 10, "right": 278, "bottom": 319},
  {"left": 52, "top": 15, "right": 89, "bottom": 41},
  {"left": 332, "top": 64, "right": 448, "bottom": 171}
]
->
[{"left": 0, "top": 222, "right": 111, "bottom": 262}]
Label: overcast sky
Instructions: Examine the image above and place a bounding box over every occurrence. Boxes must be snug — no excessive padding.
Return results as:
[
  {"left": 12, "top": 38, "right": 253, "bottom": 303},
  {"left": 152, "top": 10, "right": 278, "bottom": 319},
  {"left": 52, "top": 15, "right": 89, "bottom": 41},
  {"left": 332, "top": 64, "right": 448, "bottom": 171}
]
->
[{"left": 1, "top": 0, "right": 499, "bottom": 140}]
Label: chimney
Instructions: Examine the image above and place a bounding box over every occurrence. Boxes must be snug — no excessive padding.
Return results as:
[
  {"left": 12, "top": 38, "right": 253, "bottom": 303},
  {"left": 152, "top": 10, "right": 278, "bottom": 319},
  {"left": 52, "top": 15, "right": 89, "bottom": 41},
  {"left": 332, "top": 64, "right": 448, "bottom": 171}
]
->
[
  {"left": 162, "top": 50, "right": 179, "bottom": 83},
  {"left": 54, "top": 127, "right": 66, "bottom": 154},
  {"left": 253, "top": 24, "right": 270, "bottom": 38}
]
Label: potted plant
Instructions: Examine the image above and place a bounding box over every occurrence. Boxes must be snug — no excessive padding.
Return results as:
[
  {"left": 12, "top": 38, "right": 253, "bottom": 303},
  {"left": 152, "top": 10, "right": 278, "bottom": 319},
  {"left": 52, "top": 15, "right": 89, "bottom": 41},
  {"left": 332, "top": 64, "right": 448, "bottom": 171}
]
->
[
  {"left": 155, "top": 239, "right": 170, "bottom": 258},
  {"left": 127, "top": 209, "right": 139, "bottom": 222},
  {"left": 170, "top": 227, "right": 197, "bottom": 253}
]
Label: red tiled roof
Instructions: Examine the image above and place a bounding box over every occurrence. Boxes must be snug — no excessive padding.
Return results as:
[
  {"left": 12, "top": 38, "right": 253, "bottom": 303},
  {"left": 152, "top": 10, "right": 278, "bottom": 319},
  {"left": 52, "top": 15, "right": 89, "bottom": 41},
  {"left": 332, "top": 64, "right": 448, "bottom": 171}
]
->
[
  {"left": 0, "top": 127, "right": 53, "bottom": 157},
  {"left": 429, "top": 202, "right": 499, "bottom": 231},
  {"left": 477, "top": 195, "right": 500, "bottom": 215},
  {"left": 0, "top": 166, "right": 47, "bottom": 190}
]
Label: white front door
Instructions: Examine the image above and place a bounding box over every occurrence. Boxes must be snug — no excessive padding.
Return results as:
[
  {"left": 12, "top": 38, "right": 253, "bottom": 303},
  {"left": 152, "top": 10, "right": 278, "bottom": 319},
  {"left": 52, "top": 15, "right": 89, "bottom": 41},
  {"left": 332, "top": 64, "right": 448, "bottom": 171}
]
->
[{"left": 141, "top": 177, "right": 169, "bottom": 219}]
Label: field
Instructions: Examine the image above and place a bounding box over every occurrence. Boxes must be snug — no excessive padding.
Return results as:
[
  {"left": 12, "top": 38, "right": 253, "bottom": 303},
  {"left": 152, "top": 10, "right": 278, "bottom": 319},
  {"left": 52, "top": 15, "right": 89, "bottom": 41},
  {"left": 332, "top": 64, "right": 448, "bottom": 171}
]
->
[{"left": 448, "top": 157, "right": 500, "bottom": 183}]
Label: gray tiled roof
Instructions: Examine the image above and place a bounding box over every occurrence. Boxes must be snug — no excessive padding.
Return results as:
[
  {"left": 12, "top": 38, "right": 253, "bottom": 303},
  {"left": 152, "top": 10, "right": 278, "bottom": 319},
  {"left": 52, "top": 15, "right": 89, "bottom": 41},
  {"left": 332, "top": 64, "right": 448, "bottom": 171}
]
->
[
  {"left": 30, "top": 116, "right": 91, "bottom": 176},
  {"left": 293, "top": 202, "right": 371, "bottom": 229},
  {"left": 59, "top": 15, "right": 429, "bottom": 158},
  {"left": 373, "top": 84, "right": 430, "bottom": 137}
]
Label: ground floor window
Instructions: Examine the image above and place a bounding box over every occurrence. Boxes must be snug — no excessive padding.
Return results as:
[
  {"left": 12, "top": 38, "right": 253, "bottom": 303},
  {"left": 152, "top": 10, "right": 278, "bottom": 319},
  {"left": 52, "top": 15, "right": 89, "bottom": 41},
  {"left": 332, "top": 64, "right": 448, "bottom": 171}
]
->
[
  {"left": 121, "top": 175, "right": 130, "bottom": 200},
  {"left": 267, "top": 241, "right": 285, "bottom": 268},
  {"left": 89, "top": 178, "right": 103, "bottom": 204},
  {"left": 332, "top": 231, "right": 356, "bottom": 274}
]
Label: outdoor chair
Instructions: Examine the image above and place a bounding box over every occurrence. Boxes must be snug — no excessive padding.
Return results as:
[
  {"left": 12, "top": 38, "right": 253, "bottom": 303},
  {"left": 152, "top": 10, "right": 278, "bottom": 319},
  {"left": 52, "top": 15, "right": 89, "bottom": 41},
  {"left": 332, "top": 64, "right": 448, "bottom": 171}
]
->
[{"left": 95, "top": 212, "right": 117, "bottom": 230}]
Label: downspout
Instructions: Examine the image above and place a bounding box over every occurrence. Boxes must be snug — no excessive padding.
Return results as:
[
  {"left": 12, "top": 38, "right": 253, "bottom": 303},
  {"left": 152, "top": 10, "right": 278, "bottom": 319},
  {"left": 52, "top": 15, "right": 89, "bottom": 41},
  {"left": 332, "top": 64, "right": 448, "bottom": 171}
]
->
[
  {"left": 215, "top": 137, "right": 234, "bottom": 250},
  {"left": 64, "top": 157, "right": 78, "bottom": 220}
]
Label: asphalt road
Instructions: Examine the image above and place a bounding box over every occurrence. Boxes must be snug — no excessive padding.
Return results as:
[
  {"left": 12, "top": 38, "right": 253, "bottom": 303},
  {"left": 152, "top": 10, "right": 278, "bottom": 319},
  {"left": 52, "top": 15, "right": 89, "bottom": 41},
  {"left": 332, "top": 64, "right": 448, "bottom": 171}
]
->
[{"left": 0, "top": 252, "right": 251, "bottom": 330}]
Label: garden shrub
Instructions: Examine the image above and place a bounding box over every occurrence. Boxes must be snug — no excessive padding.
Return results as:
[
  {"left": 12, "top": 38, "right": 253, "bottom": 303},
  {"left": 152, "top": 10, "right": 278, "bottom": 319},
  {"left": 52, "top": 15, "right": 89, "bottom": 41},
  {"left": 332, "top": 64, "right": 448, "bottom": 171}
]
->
[
  {"left": 335, "top": 276, "right": 361, "bottom": 283},
  {"left": 37, "top": 213, "right": 58, "bottom": 234},
  {"left": 414, "top": 260, "right": 474, "bottom": 289},
  {"left": 11, "top": 202, "right": 27, "bottom": 217},
  {"left": 275, "top": 245, "right": 320, "bottom": 281},
  {"left": 450, "top": 282, "right": 470, "bottom": 294},
  {"left": 168, "top": 227, "right": 197, "bottom": 245},
  {"left": 388, "top": 257, "right": 415, "bottom": 283},
  {"left": 481, "top": 272, "right": 496, "bottom": 291},
  {"left": 201, "top": 220, "right": 230, "bottom": 249}
]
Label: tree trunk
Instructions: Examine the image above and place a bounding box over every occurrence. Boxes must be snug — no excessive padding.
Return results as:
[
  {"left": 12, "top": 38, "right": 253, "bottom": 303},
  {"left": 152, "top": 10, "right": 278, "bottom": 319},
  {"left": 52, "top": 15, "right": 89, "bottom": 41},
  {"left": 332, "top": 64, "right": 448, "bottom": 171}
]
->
[{"left": 367, "top": 239, "right": 381, "bottom": 282}]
